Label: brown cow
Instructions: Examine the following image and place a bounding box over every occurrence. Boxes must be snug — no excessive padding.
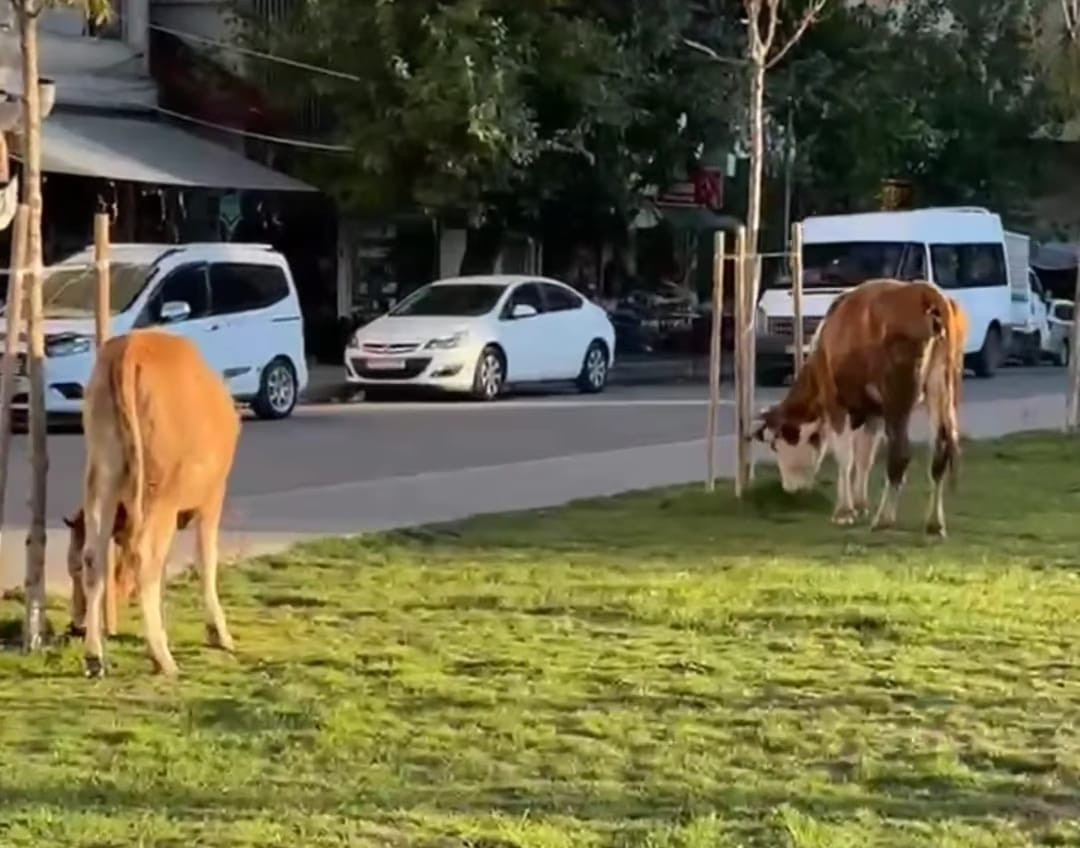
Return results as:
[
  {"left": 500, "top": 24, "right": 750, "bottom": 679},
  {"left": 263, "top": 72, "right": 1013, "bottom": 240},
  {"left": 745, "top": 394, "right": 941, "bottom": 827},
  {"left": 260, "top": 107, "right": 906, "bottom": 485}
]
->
[
  {"left": 752, "top": 279, "right": 966, "bottom": 537},
  {"left": 79, "top": 330, "right": 241, "bottom": 678}
]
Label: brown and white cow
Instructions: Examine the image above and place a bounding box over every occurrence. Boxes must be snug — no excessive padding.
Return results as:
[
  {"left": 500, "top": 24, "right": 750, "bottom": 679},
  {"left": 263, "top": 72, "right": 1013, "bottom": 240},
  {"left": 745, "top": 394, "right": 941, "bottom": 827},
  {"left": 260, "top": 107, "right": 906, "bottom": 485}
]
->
[
  {"left": 752, "top": 279, "right": 967, "bottom": 537},
  {"left": 78, "top": 330, "right": 241, "bottom": 677}
]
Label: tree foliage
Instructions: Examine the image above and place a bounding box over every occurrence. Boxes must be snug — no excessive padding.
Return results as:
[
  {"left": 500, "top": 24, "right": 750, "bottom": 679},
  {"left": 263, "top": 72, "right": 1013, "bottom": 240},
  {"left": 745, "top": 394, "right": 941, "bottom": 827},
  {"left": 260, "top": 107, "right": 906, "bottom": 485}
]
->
[
  {"left": 787, "top": 0, "right": 1062, "bottom": 217},
  {"left": 242, "top": 0, "right": 737, "bottom": 240}
]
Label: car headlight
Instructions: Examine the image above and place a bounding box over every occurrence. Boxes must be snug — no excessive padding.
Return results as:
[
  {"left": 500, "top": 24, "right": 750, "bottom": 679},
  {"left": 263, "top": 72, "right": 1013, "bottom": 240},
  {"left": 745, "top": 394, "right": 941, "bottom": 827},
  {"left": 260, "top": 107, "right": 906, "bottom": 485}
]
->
[
  {"left": 45, "top": 334, "right": 92, "bottom": 358},
  {"left": 425, "top": 331, "right": 467, "bottom": 351}
]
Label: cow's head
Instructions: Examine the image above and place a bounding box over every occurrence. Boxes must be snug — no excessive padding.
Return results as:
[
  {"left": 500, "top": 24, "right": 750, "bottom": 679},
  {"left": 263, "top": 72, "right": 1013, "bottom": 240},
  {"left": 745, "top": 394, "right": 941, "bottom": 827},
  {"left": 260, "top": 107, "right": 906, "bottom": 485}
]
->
[
  {"left": 751, "top": 404, "right": 826, "bottom": 492},
  {"left": 62, "top": 508, "right": 137, "bottom": 602}
]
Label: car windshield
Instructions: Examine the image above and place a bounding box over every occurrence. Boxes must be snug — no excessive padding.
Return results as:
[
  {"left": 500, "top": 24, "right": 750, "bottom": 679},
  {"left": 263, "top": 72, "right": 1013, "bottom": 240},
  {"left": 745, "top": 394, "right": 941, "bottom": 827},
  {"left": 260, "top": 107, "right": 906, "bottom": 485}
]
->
[
  {"left": 40, "top": 262, "right": 154, "bottom": 318},
  {"left": 802, "top": 241, "right": 914, "bottom": 288},
  {"left": 389, "top": 283, "right": 506, "bottom": 317}
]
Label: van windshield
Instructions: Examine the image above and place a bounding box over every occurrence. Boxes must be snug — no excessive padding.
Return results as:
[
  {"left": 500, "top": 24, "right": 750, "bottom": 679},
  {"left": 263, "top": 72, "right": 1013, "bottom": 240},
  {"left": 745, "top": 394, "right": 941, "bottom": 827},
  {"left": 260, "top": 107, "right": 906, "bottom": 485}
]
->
[
  {"left": 40, "top": 262, "right": 154, "bottom": 318},
  {"left": 802, "top": 241, "right": 921, "bottom": 288}
]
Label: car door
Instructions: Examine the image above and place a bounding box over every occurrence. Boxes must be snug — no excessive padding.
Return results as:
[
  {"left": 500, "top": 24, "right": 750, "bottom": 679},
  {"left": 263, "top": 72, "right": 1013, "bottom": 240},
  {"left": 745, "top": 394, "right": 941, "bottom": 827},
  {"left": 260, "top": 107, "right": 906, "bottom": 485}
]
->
[
  {"left": 538, "top": 282, "right": 589, "bottom": 377},
  {"left": 497, "top": 282, "right": 548, "bottom": 382},
  {"left": 207, "top": 262, "right": 292, "bottom": 397},
  {"left": 135, "top": 262, "right": 219, "bottom": 366}
]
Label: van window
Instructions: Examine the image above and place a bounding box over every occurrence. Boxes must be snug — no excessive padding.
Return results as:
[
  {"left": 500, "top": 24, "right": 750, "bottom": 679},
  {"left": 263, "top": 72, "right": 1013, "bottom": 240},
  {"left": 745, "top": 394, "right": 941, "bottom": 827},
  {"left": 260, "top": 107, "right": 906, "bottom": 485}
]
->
[
  {"left": 930, "top": 244, "right": 1006, "bottom": 289},
  {"left": 898, "top": 244, "right": 927, "bottom": 281},
  {"left": 801, "top": 242, "right": 915, "bottom": 288},
  {"left": 209, "top": 263, "right": 290, "bottom": 316},
  {"left": 145, "top": 263, "right": 209, "bottom": 323}
]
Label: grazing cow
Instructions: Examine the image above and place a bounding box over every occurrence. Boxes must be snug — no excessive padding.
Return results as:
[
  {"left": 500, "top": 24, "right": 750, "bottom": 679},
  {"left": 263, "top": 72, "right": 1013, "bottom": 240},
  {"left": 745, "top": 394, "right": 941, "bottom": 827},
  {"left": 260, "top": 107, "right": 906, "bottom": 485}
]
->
[
  {"left": 64, "top": 505, "right": 196, "bottom": 635},
  {"left": 79, "top": 330, "right": 241, "bottom": 677},
  {"left": 752, "top": 279, "right": 966, "bottom": 536}
]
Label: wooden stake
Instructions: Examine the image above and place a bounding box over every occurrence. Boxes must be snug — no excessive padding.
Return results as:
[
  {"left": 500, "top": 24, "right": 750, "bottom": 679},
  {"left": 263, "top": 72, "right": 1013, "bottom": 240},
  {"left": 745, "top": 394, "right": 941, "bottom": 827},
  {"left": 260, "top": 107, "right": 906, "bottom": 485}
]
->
[
  {"left": 0, "top": 205, "right": 28, "bottom": 555},
  {"left": 791, "top": 222, "right": 805, "bottom": 377},
  {"left": 92, "top": 211, "right": 119, "bottom": 635},
  {"left": 1067, "top": 257, "right": 1080, "bottom": 432},
  {"left": 19, "top": 0, "right": 48, "bottom": 652},
  {"left": 705, "top": 230, "right": 726, "bottom": 492},
  {"left": 94, "top": 212, "right": 110, "bottom": 347},
  {"left": 734, "top": 226, "right": 750, "bottom": 497}
]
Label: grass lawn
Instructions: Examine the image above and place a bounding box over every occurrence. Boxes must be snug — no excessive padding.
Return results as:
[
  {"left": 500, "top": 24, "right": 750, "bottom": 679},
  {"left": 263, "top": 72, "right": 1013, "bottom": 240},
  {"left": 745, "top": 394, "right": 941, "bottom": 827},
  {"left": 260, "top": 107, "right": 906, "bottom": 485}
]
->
[{"left": 3, "top": 433, "right": 1080, "bottom": 847}]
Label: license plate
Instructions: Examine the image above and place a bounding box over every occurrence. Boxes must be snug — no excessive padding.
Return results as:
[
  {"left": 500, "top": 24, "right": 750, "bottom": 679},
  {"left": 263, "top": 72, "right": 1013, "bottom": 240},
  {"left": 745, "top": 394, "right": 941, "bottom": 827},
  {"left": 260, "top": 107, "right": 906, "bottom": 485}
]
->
[{"left": 366, "top": 358, "right": 406, "bottom": 371}]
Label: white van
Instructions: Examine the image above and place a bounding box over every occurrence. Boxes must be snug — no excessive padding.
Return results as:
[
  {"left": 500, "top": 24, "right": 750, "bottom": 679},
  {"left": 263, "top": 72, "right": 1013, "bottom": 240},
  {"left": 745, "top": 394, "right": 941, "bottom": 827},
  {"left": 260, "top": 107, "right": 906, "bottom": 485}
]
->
[
  {"left": 0, "top": 242, "right": 308, "bottom": 420},
  {"left": 756, "top": 207, "right": 1017, "bottom": 383}
]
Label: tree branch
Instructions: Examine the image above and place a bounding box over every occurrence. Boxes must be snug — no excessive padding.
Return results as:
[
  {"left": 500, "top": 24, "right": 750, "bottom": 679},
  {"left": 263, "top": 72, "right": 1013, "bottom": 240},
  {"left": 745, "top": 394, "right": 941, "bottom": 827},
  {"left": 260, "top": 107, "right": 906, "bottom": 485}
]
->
[
  {"left": 682, "top": 37, "right": 746, "bottom": 66},
  {"left": 766, "top": 0, "right": 829, "bottom": 70},
  {"left": 762, "top": 0, "right": 780, "bottom": 55}
]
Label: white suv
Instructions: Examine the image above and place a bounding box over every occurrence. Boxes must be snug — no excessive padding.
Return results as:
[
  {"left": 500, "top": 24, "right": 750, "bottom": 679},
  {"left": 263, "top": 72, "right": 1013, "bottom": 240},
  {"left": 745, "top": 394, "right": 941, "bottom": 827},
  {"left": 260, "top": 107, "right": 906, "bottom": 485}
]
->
[{"left": 1, "top": 242, "right": 309, "bottom": 420}]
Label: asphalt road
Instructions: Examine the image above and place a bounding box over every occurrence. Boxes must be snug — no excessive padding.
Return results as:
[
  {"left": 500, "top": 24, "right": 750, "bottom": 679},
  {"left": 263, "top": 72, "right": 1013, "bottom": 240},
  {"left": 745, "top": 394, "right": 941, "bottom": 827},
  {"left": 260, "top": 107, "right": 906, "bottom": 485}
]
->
[{"left": 0, "top": 364, "right": 1065, "bottom": 523}]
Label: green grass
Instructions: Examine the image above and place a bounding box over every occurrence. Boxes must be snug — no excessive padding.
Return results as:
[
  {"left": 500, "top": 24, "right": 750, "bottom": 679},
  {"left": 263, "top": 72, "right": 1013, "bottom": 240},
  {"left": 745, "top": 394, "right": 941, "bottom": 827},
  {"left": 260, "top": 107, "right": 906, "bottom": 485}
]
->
[{"left": 3, "top": 433, "right": 1080, "bottom": 847}]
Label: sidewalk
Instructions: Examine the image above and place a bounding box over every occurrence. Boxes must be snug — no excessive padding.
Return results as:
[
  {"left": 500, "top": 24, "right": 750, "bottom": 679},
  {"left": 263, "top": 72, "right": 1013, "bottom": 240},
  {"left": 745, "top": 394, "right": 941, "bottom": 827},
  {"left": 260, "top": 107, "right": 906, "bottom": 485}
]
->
[
  {"left": 302, "top": 355, "right": 719, "bottom": 404},
  {"left": 0, "top": 391, "right": 1067, "bottom": 599}
]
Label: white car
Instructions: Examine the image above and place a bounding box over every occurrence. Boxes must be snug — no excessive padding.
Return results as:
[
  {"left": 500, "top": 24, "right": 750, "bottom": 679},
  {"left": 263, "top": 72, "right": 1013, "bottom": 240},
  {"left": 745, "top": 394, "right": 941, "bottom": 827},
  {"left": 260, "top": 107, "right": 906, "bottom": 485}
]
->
[
  {"left": 1, "top": 242, "right": 309, "bottom": 420},
  {"left": 1048, "top": 298, "right": 1074, "bottom": 367},
  {"left": 344, "top": 275, "right": 616, "bottom": 400}
]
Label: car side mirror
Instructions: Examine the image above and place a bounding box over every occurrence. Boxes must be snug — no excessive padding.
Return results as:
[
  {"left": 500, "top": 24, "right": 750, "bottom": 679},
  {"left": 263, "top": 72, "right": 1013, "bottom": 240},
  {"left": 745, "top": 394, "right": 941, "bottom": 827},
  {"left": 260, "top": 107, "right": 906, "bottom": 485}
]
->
[
  {"left": 511, "top": 303, "right": 538, "bottom": 319},
  {"left": 159, "top": 300, "right": 191, "bottom": 324}
]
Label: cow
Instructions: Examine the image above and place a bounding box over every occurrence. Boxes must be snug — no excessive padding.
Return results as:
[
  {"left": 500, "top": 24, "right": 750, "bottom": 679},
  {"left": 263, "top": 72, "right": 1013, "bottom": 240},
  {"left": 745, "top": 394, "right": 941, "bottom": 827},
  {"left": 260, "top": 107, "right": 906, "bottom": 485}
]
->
[
  {"left": 752, "top": 279, "right": 967, "bottom": 537},
  {"left": 64, "top": 505, "right": 196, "bottom": 636},
  {"left": 78, "top": 330, "right": 242, "bottom": 678}
]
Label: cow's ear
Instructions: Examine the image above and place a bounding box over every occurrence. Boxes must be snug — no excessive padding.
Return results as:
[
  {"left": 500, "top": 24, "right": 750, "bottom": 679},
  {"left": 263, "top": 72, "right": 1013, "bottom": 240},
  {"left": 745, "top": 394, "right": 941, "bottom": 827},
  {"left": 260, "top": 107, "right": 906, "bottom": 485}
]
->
[
  {"left": 751, "top": 419, "right": 768, "bottom": 442},
  {"left": 62, "top": 514, "right": 75, "bottom": 529}
]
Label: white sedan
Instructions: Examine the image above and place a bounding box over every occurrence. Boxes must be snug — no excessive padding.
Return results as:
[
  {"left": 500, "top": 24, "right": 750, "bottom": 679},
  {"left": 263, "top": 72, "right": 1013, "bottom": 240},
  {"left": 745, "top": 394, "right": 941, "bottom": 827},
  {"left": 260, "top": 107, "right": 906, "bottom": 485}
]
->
[{"left": 344, "top": 275, "right": 616, "bottom": 400}]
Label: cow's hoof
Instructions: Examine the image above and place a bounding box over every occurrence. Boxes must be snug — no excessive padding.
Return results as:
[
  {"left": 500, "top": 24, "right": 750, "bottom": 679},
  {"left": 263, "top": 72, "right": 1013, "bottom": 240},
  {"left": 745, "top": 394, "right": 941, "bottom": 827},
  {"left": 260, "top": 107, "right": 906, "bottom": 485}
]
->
[
  {"left": 925, "top": 521, "right": 947, "bottom": 539},
  {"left": 870, "top": 518, "right": 895, "bottom": 533},
  {"left": 84, "top": 656, "right": 106, "bottom": 679},
  {"left": 205, "top": 624, "right": 235, "bottom": 653},
  {"left": 152, "top": 660, "right": 179, "bottom": 678},
  {"left": 65, "top": 622, "right": 86, "bottom": 640},
  {"left": 831, "top": 509, "right": 857, "bottom": 526}
]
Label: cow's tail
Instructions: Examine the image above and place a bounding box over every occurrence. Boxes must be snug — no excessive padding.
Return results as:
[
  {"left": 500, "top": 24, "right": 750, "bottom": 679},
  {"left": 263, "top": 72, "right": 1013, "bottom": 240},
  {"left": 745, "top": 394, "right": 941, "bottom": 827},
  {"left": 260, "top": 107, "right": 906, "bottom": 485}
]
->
[
  {"left": 113, "top": 342, "right": 144, "bottom": 531},
  {"left": 930, "top": 297, "right": 965, "bottom": 491}
]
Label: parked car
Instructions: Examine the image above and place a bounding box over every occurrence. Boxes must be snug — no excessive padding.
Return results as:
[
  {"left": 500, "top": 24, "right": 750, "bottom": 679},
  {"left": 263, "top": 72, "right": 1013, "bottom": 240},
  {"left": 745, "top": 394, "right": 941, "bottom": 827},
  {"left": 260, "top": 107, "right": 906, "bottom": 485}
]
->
[
  {"left": 344, "top": 275, "right": 616, "bottom": 400},
  {"left": 0, "top": 242, "right": 309, "bottom": 420},
  {"left": 1047, "top": 298, "right": 1074, "bottom": 367}
]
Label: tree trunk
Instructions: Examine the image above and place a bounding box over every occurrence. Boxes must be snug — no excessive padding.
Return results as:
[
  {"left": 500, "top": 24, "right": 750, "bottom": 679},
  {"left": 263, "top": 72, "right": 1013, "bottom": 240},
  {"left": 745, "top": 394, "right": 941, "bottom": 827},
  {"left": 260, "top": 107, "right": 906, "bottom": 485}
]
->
[
  {"left": 19, "top": 2, "right": 48, "bottom": 652},
  {"left": 458, "top": 222, "right": 504, "bottom": 276},
  {"left": 741, "top": 56, "right": 767, "bottom": 483}
]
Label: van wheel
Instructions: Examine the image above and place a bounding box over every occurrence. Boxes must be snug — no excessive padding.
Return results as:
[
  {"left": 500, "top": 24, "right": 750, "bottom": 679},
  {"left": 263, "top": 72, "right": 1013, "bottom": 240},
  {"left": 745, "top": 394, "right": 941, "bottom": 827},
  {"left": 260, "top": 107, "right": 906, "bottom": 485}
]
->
[
  {"left": 973, "top": 326, "right": 1002, "bottom": 379},
  {"left": 1061, "top": 340, "right": 1071, "bottom": 368},
  {"left": 253, "top": 357, "right": 298, "bottom": 420}
]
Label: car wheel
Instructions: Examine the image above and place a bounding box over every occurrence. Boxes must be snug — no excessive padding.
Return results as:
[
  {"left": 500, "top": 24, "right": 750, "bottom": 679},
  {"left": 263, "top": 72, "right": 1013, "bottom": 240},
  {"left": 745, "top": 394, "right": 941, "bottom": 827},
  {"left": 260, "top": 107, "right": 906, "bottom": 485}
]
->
[
  {"left": 973, "top": 325, "right": 1002, "bottom": 379},
  {"left": 577, "top": 341, "right": 609, "bottom": 393},
  {"left": 471, "top": 346, "right": 505, "bottom": 402},
  {"left": 252, "top": 357, "right": 298, "bottom": 420},
  {"left": 1062, "top": 339, "right": 1071, "bottom": 368}
]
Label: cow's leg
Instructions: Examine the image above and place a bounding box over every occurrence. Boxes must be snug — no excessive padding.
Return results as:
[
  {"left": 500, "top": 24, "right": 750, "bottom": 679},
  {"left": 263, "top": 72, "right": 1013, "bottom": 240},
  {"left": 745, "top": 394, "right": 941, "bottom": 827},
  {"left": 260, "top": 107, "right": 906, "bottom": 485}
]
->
[
  {"left": 135, "top": 508, "right": 179, "bottom": 677},
  {"left": 196, "top": 487, "right": 234, "bottom": 652},
  {"left": 67, "top": 541, "right": 87, "bottom": 638},
  {"left": 82, "top": 473, "right": 120, "bottom": 679},
  {"left": 852, "top": 418, "right": 883, "bottom": 519},
  {"left": 830, "top": 418, "right": 857, "bottom": 525},
  {"left": 871, "top": 414, "right": 912, "bottom": 532}
]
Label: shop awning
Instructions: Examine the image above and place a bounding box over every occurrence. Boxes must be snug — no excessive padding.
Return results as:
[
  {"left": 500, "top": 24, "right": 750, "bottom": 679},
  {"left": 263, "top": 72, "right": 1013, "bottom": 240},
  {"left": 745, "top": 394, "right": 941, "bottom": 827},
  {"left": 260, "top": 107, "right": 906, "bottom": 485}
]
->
[{"left": 38, "top": 111, "right": 317, "bottom": 193}]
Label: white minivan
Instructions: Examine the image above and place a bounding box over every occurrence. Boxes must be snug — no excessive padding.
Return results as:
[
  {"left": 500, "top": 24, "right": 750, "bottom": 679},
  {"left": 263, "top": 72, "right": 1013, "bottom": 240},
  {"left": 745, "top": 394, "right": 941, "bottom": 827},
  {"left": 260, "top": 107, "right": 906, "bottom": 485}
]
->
[
  {"left": 756, "top": 207, "right": 1016, "bottom": 383},
  {"left": 1, "top": 242, "right": 308, "bottom": 420}
]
